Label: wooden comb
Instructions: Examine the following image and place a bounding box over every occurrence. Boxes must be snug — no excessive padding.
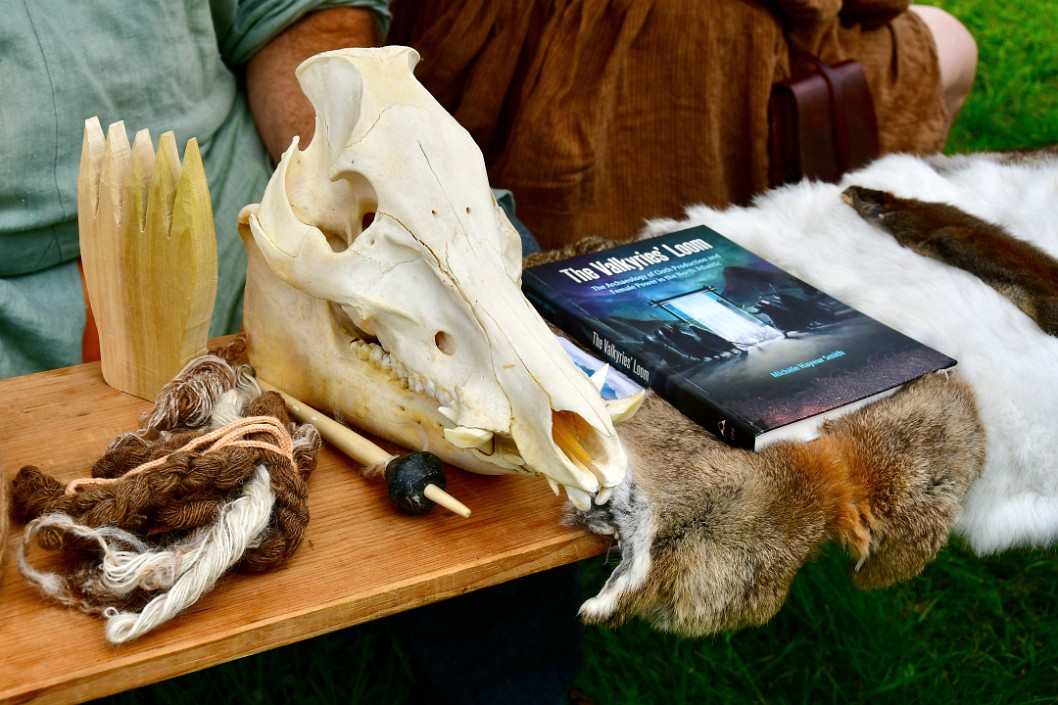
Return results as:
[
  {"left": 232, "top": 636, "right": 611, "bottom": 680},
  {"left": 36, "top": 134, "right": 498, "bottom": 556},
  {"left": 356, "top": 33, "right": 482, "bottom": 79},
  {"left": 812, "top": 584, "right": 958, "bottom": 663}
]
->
[{"left": 77, "top": 117, "right": 218, "bottom": 400}]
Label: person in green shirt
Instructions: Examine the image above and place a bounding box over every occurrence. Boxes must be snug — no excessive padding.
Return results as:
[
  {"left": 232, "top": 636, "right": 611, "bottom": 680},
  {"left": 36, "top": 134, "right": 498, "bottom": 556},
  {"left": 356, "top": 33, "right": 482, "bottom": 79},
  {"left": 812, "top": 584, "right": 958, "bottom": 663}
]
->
[
  {"left": 0, "top": 0, "right": 387, "bottom": 377},
  {"left": 2, "top": 6, "right": 583, "bottom": 704}
]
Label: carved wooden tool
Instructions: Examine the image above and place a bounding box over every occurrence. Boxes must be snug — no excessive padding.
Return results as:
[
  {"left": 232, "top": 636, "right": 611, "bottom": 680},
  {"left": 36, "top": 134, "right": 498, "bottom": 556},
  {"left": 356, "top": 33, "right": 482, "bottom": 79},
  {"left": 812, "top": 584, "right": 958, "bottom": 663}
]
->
[
  {"left": 78, "top": 117, "right": 217, "bottom": 401},
  {"left": 257, "top": 380, "right": 472, "bottom": 518}
]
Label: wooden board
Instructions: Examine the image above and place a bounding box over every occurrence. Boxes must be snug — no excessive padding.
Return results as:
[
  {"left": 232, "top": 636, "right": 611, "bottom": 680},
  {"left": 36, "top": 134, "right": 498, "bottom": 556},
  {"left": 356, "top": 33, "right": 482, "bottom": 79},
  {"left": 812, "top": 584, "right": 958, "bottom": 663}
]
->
[{"left": 0, "top": 361, "right": 606, "bottom": 705}]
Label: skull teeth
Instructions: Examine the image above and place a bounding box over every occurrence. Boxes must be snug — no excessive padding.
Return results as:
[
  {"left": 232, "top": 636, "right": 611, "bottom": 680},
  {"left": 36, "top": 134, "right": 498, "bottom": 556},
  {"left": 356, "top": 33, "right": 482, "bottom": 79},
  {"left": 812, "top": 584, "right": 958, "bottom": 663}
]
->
[
  {"left": 565, "top": 486, "right": 593, "bottom": 511},
  {"left": 501, "top": 452, "right": 525, "bottom": 466},
  {"left": 546, "top": 477, "right": 561, "bottom": 496},
  {"left": 349, "top": 339, "right": 454, "bottom": 407},
  {"left": 589, "top": 364, "right": 610, "bottom": 393}
]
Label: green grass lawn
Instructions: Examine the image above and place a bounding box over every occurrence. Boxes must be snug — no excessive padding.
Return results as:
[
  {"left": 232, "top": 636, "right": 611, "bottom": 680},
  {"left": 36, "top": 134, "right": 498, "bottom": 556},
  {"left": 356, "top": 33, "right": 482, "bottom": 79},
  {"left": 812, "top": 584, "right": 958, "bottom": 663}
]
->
[
  {"left": 929, "top": 0, "right": 1058, "bottom": 153},
  {"left": 99, "top": 2, "right": 1058, "bottom": 703}
]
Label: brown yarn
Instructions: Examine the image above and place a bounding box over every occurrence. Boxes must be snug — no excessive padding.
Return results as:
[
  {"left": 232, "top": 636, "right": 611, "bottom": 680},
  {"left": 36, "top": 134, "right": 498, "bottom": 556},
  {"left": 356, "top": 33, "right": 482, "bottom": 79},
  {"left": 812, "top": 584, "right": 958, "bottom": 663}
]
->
[
  {"left": 234, "top": 392, "right": 318, "bottom": 572},
  {"left": 65, "top": 416, "right": 294, "bottom": 495},
  {"left": 12, "top": 353, "right": 320, "bottom": 613},
  {"left": 210, "top": 335, "right": 249, "bottom": 367}
]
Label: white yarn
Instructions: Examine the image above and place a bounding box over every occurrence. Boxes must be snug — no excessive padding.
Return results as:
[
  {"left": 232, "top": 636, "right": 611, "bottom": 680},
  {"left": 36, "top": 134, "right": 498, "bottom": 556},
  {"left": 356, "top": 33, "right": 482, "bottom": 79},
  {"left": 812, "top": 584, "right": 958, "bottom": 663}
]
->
[
  {"left": 100, "top": 525, "right": 211, "bottom": 595},
  {"left": 210, "top": 367, "right": 263, "bottom": 429},
  {"left": 19, "top": 516, "right": 159, "bottom": 611},
  {"left": 103, "top": 465, "right": 275, "bottom": 643}
]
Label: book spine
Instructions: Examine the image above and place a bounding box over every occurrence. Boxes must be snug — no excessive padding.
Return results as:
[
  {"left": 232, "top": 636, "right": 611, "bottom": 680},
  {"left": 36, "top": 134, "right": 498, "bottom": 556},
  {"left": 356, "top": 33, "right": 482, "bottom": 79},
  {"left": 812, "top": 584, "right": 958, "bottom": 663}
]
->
[
  {"left": 661, "top": 374, "right": 758, "bottom": 450},
  {"left": 523, "top": 272, "right": 759, "bottom": 449}
]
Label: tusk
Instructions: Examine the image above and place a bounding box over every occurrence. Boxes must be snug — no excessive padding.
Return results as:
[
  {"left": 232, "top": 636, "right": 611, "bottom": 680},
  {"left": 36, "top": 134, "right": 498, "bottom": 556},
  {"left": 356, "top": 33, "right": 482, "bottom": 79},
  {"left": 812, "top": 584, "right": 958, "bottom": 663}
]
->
[
  {"left": 605, "top": 389, "right": 645, "bottom": 424},
  {"left": 437, "top": 405, "right": 460, "bottom": 424},
  {"left": 443, "top": 425, "right": 494, "bottom": 449},
  {"left": 546, "top": 476, "right": 561, "bottom": 496},
  {"left": 565, "top": 485, "right": 593, "bottom": 511},
  {"left": 589, "top": 364, "right": 610, "bottom": 393},
  {"left": 595, "top": 486, "right": 613, "bottom": 505}
]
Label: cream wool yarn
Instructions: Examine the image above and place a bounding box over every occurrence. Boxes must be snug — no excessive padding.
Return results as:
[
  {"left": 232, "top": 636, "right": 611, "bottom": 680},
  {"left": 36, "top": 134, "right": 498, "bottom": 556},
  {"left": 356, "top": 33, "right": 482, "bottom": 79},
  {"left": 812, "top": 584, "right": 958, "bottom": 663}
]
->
[{"left": 17, "top": 416, "right": 289, "bottom": 643}]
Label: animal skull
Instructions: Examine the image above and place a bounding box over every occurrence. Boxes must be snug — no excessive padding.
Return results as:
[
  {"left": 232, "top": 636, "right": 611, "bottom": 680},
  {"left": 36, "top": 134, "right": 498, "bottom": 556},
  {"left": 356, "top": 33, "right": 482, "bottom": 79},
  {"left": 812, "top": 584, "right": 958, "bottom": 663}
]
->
[{"left": 238, "top": 46, "right": 634, "bottom": 508}]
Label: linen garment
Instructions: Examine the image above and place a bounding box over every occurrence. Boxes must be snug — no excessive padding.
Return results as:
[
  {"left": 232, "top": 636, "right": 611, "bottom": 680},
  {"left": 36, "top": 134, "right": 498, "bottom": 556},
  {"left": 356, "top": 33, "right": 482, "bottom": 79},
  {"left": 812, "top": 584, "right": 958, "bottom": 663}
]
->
[
  {"left": 389, "top": 0, "right": 948, "bottom": 249},
  {"left": 0, "top": 0, "right": 390, "bottom": 377}
]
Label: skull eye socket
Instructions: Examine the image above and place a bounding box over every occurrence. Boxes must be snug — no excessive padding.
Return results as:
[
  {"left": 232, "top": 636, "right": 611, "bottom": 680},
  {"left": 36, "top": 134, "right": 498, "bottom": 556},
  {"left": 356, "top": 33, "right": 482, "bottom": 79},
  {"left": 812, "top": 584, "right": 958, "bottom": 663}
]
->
[
  {"left": 434, "top": 331, "right": 455, "bottom": 355},
  {"left": 321, "top": 225, "right": 350, "bottom": 253},
  {"left": 319, "top": 209, "right": 376, "bottom": 253}
]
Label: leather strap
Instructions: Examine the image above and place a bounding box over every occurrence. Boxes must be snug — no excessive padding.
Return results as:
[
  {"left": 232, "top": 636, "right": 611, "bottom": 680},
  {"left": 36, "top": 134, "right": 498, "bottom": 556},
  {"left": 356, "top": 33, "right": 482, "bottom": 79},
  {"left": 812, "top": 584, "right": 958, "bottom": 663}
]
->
[{"left": 814, "top": 62, "right": 852, "bottom": 175}]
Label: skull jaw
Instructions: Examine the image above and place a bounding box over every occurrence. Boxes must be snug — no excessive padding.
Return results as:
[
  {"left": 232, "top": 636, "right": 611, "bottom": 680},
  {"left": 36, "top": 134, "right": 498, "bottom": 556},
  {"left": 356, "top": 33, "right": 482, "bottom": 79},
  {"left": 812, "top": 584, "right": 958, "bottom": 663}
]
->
[{"left": 243, "top": 238, "right": 534, "bottom": 477}]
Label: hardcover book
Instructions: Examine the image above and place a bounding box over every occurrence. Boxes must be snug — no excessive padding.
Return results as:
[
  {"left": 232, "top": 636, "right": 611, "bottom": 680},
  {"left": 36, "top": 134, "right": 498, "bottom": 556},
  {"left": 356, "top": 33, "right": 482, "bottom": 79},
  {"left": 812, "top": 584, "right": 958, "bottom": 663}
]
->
[{"left": 523, "top": 225, "right": 957, "bottom": 450}]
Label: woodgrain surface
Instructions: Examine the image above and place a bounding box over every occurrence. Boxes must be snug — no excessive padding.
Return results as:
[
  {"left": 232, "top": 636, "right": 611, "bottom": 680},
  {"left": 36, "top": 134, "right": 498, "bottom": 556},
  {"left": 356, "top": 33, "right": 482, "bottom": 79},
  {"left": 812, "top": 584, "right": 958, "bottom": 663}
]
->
[{"left": 0, "top": 362, "right": 606, "bottom": 705}]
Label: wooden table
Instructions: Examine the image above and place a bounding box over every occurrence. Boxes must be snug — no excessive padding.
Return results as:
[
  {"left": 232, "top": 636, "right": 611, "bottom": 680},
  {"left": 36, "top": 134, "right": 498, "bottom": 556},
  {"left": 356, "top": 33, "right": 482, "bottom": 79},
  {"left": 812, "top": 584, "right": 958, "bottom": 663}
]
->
[{"left": 0, "top": 362, "right": 607, "bottom": 704}]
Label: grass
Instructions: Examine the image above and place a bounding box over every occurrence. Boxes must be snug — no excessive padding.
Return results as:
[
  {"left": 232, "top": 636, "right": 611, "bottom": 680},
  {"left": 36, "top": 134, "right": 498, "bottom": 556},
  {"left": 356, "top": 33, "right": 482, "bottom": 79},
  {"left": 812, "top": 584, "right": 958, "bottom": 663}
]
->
[
  {"left": 573, "top": 545, "right": 1058, "bottom": 704},
  {"left": 98, "top": 2, "right": 1058, "bottom": 703},
  {"left": 927, "top": 0, "right": 1058, "bottom": 152}
]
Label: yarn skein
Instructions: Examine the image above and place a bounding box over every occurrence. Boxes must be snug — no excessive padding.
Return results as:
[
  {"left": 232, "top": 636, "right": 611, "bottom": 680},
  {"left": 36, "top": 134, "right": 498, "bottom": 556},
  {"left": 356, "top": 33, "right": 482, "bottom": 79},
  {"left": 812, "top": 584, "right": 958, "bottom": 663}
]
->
[{"left": 11, "top": 351, "right": 319, "bottom": 642}]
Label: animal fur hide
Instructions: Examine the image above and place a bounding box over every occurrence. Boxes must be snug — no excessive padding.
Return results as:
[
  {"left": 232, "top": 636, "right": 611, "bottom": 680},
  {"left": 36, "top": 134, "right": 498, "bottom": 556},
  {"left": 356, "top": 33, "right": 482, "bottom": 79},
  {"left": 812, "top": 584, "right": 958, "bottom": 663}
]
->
[{"left": 640, "top": 149, "right": 1058, "bottom": 555}]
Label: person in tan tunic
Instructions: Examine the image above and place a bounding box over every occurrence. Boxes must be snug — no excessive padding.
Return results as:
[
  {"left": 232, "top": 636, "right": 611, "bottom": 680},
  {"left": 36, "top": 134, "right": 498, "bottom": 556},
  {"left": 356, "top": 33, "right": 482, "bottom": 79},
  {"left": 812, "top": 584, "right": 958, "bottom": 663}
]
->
[{"left": 388, "top": 1, "right": 977, "bottom": 249}]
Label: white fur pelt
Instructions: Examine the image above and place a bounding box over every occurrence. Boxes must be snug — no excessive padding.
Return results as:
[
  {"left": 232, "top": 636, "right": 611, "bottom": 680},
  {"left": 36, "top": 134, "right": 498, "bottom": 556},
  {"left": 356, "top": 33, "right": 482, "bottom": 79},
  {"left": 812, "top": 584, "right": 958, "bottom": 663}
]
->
[{"left": 640, "top": 151, "right": 1058, "bottom": 555}]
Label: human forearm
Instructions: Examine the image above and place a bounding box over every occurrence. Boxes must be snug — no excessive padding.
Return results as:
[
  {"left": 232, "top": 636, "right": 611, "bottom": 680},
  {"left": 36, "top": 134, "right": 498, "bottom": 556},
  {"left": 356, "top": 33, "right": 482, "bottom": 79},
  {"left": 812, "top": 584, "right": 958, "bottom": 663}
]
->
[{"left": 246, "top": 7, "right": 379, "bottom": 162}]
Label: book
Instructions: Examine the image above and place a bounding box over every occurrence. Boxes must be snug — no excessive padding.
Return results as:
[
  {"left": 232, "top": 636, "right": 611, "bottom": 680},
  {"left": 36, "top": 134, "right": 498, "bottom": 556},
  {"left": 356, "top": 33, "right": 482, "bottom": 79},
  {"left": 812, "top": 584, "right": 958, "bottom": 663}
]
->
[
  {"left": 522, "top": 225, "right": 957, "bottom": 450},
  {"left": 555, "top": 335, "right": 645, "bottom": 402}
]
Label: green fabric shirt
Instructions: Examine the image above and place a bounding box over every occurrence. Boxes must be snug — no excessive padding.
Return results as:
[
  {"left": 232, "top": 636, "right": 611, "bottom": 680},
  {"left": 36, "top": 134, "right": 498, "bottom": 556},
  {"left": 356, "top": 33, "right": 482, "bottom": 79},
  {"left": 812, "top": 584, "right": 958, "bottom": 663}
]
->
[{"left": 0, "top": 0, "right": 391, "bottom": 378}]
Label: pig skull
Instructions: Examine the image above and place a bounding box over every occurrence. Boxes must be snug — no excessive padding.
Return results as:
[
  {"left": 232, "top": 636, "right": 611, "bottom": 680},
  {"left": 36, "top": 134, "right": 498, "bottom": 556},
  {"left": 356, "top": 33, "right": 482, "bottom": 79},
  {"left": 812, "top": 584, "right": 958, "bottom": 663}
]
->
[{"left": 237, "top": 46, "right": 631, "bottom": 507}]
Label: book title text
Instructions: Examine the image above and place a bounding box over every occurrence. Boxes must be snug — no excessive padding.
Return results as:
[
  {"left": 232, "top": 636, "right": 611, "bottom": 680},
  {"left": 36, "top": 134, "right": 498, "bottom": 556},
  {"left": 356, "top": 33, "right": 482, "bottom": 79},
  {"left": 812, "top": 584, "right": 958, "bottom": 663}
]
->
[{"left": 558, "top": 238, "right": 712, "bottom": 283}]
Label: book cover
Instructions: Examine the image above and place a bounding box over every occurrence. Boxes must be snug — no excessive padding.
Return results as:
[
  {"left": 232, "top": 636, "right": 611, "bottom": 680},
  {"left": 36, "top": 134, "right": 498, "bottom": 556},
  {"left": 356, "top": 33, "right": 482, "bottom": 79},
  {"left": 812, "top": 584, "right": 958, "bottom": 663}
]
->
[{"left": 522, "top": 225, "right": 957, "bottom": 450}]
